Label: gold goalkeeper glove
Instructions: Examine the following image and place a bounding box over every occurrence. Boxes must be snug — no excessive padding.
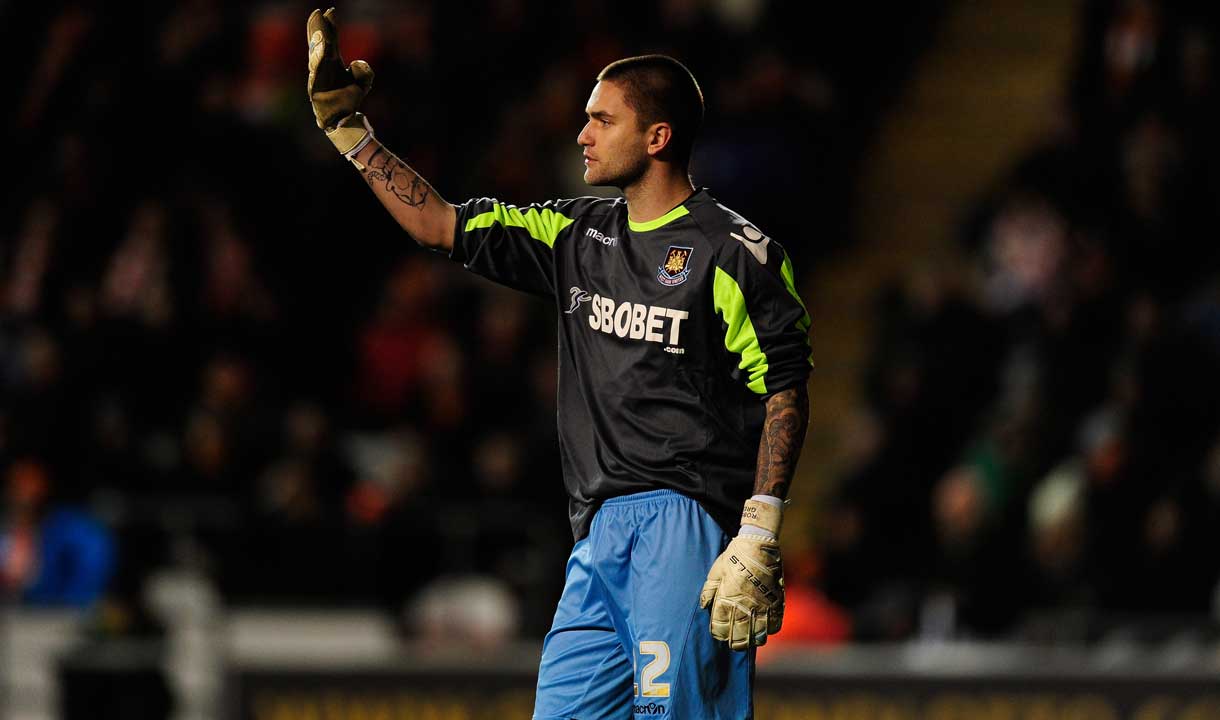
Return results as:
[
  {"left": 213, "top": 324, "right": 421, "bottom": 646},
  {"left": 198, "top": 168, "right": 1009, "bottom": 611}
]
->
[
  {"left": 306, "top": 7, "right": 375, "bottom": 159},
  {"left": 698, "top": 497, "right": 785, "bottom": 650}
]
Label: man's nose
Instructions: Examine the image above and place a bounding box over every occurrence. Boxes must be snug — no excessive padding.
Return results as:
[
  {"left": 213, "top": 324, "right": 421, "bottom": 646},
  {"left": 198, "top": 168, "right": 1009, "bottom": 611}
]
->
[{"left": 577, "top": 123, "right": 592, "bottom": 147}]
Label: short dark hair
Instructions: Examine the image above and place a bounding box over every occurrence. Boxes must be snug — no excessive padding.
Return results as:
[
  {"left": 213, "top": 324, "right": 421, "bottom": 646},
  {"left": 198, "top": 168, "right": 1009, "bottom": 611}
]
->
[{"left": 597, "top": 55, "right": 705, "bottom": 166}]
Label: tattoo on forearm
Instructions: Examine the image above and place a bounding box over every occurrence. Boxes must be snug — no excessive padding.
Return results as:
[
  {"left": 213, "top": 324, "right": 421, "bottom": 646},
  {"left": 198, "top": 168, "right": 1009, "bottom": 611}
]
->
[
  {"left": 754, "top": 384, "right": 809, "bottom": 498},
  {"left": 363, "top": 146, "right": 430, "bottom": 209}
]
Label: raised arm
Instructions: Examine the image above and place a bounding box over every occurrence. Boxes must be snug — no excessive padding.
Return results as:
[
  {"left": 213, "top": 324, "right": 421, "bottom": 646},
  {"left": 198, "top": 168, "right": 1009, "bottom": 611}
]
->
[
  {"left": 306, "top": 8, "right": 454, "bottom": 251},
  {"left": 349, "top": 141, "right": 455, "bottom": 251}
]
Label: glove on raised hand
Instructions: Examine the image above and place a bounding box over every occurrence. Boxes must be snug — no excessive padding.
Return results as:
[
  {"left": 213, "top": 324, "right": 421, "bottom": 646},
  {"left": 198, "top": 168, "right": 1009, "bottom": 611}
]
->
[
  {"left": 307, "top": 7, "right": 375, "bottom": 157},
  {"left": 698, "top": 497, "right": 785, "bottom": 650}
]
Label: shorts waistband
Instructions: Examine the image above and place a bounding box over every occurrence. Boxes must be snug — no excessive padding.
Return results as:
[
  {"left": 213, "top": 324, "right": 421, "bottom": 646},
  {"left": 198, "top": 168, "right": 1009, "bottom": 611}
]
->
[{"left": 601, "top": 489, "right": 687, "bottom": 507}]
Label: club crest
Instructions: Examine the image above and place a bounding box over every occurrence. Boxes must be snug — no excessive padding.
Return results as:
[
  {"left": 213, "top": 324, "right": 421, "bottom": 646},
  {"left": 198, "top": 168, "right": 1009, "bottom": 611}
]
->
[{"left": 657, "top": 246, "right": 693, "bottom": 286}]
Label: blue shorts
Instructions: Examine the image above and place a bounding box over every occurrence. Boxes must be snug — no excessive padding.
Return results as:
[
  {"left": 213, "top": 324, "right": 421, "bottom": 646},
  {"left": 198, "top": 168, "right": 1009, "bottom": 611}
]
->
[{"left": 533, "top": 489, "right": 754, "bottom": 719}]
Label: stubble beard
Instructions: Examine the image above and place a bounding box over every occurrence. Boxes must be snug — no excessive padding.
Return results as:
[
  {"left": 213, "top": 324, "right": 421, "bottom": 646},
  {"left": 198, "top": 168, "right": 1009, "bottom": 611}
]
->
[{"left": 584, "top": 152, "right": 648, "bottom": 190}]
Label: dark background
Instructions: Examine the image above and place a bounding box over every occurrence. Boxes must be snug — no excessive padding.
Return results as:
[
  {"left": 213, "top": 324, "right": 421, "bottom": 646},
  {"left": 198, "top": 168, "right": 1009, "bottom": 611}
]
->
[{"left": 3, "top": 0, "right": 1220, "bottom": 655}]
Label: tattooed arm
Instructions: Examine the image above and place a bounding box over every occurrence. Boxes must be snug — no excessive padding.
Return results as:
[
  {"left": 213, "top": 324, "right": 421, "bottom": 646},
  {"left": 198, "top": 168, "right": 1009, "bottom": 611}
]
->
[
  {"left": 753, "top": 384, "right": 809, "bottom": 499},
  {"left": 350, "top": 140, "right": 457, "bottom": 252},
  {"left": 699, "top": 382, "right": 807, "bottom": 648}
]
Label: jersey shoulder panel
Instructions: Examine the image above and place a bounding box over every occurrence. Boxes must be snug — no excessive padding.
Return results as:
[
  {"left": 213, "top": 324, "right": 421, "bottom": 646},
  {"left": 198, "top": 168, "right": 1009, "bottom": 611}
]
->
[
  {"left": 550, "top": 195, "right": 624, "bottom": 223},
  {"left": 455, "top": 195, "right": 624, "bottom": 254},
  {"left": 543, "top": 195, "right": 624, "bottom": 247},
  {"left": 457, "top": 195, "right": 622, "bottom": 226},
  {"left": 684, "top": 191, "right": 779, "bottom": 265}
]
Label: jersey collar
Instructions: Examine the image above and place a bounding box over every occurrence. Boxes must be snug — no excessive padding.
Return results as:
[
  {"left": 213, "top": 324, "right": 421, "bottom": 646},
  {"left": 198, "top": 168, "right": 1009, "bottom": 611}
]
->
[
  {"left": 627, "top": 188, "right": 707, "bottom": 232},
  {"left": 628, "top": 204, "right": 690, "bottom": 232}
]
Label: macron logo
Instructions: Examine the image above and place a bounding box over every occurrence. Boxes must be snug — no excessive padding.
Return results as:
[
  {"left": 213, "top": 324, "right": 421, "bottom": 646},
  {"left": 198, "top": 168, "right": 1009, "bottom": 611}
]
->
[
  {"left": 586, "top": 227, "right": 618, "bottom": 247},
  {"left": 730, "top": 224, "right": 770, "bottom": 265}
]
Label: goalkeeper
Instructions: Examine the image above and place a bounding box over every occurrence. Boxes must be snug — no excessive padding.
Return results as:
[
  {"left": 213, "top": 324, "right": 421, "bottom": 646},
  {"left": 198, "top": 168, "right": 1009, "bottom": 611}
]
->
[{"left": 309, "top": 8, "right": 811, "bottom": 718}]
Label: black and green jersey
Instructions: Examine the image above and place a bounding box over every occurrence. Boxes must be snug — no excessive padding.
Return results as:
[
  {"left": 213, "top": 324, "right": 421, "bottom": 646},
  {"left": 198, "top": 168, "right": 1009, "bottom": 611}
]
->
[{"left": 450, "top": 188, "right": 813, "bottom": 540}]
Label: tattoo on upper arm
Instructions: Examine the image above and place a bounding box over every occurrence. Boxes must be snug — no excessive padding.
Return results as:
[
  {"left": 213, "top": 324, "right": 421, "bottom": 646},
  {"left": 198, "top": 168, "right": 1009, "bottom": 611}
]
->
[
  {"left": 363, "top": 147, "right": 429, "bottom": 209},
  {"left": 754, "top": 384, "right": 809, "bottom": 498}
]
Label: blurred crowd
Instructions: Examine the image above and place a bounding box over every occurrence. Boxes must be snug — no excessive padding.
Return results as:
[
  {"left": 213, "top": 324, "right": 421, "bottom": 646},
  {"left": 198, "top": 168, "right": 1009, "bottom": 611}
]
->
[
  {"left": 18, "top": 0, "right": 1214, "bottom": 651},
  {"left": 0, "top": 0, "right": 934, "bottom": 642},
  {"left": 820, "top": 0, "right": 1220, "bottom": 642}
]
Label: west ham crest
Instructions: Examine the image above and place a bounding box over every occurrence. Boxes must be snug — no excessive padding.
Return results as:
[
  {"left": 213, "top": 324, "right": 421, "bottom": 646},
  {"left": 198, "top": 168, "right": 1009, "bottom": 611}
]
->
[{"left": 657, "top": 246, "right": 693, "bottom": 286}]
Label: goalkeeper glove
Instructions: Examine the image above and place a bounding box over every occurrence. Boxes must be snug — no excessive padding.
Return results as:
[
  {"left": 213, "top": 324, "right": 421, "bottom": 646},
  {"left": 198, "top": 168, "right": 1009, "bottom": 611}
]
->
[
  {"left": 307, "top": 7, "right": 375, "bottom": 161},
  {"left": 699, "top": 496, "right": 785, "bottom": 650}
]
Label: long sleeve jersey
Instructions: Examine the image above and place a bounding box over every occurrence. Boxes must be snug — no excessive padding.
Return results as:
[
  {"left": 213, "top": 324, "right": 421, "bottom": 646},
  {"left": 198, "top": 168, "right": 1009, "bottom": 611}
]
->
[{"left": 449, "top": 188, "right": 812, "bottom": 540}]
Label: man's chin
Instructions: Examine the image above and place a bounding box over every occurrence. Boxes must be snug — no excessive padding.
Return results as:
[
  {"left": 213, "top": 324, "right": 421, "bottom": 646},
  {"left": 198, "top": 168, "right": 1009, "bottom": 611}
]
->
[{"left": 583, "top": 171, "right": 618, "bottom": 188}]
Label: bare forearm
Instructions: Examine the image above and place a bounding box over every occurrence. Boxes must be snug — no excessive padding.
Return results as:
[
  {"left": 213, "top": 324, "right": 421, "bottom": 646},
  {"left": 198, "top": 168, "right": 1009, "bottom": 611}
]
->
[
  {"left": 351, "top": 140, "right": 456, "bottom": 251},
  {"left": 753, "top": 384, "right": 809, "bottom": 499}
]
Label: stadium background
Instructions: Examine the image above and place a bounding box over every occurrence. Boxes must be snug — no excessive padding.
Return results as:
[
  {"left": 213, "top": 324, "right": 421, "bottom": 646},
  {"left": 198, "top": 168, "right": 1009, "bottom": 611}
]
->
[{"left": 3, "top": 0, "right": 1220, "bottom": 718}]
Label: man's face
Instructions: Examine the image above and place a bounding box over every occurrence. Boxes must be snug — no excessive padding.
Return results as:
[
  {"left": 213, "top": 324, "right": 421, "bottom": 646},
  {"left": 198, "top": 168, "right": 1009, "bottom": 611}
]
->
[{"left": 577, "top": 80, "right": 650, "bottom": 187}]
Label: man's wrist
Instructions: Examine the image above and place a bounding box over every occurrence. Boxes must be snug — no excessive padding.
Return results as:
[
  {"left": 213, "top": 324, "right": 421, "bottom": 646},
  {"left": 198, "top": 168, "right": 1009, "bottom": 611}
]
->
[
  {"left": 738, "top": 525, "right": 776, "bottom": 540},
  {"left": 739, "top": 495, "right": 784, "bottom": 539},
  {"left": 351, "top": 136, "right": 382, "bottom": 172},
  {"left": 325, "top": 113, "right": 375, "bottom": 164}
]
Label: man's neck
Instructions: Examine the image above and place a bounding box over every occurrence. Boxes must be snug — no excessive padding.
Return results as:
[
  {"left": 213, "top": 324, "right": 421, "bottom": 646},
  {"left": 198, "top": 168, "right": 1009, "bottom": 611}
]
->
[{"left": 623, "top": 166, "right": 696, "bottom": 225}]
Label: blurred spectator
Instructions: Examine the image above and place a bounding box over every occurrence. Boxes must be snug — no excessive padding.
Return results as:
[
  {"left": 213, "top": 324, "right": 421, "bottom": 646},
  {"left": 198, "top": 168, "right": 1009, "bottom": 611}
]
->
[
  {"left": 5, "top": 199, "right": 59, "bottom": 318},
  {"left": 756, "top": 551, "right": 852, "bottom": 658},
  {"left": 354, "top": 257, "right": 445, "bottom": 423},
  {"left": 197, "top": 198, "right": 277, "bottom": 330},
  {"left": 256, "top": 401, "right": 352, "bottom": 523},
  {"left": 344, "top": 430, "right": 428, "bottom": 527},
  {"left": 1026, "top": 459, "right": 1091, "bottom": 608},
  {"left": 101, "top": 201, "right": 175, "bottom": 328},
  {"left": 0, "top": 460, "right": 114, "bottom": 607}
]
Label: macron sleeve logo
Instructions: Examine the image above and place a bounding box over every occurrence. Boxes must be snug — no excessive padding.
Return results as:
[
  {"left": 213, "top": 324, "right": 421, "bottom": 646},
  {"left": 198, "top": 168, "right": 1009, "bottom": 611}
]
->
[
  {"left": 585, "top": 227, "right": 619, "bottom": 247},
  {"left": 730, "top": 225, "right": 770, "bottom": 265}
]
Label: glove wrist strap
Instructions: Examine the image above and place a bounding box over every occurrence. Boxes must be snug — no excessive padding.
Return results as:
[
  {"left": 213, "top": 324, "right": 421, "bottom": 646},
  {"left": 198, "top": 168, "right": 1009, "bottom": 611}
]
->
[
  {"left": 740, "top": 497, "right": 783, "bottom": 537},
  {"left": 326, "top": 113, "right": 375, "bottom": 166}
]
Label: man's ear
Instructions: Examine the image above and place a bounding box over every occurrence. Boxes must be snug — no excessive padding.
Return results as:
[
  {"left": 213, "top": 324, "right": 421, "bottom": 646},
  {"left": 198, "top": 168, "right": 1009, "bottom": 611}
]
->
[{"left": 646, "top": 122, "right": 673, "bottom": 157}]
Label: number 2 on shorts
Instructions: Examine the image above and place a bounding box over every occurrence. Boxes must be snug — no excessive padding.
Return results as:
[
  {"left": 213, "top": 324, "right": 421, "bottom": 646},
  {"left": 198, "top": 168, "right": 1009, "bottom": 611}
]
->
[{"left": 634, "top": 640, "right": 671, "bottom": 698}]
